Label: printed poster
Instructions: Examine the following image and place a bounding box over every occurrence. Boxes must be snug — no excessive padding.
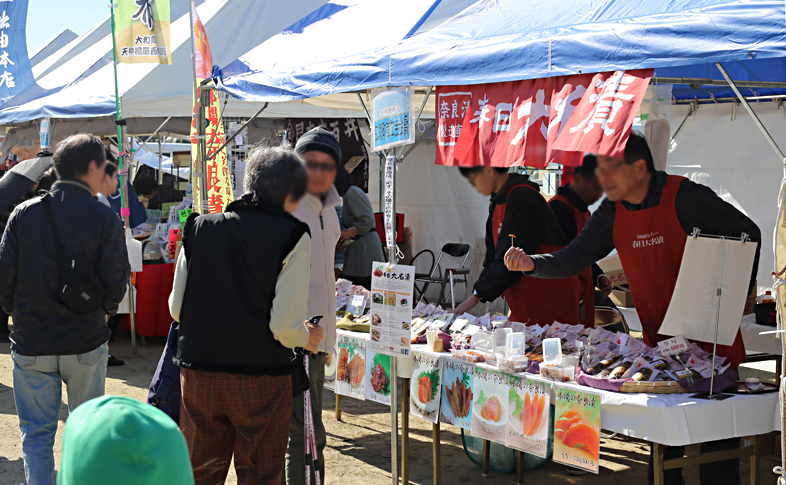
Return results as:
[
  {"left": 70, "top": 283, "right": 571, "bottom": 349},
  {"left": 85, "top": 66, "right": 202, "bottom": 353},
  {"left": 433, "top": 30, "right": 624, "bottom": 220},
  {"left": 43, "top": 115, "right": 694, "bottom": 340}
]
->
[
  {"left": 324, "top": 341, "right": 338, "bottom": 392},
  {"left": 506, "top": 375, "right": 551, "bottom": 458},
  {"left": 440, "top": 358, "right": 475, "bottom": 430},
  {"left": 410, "top": 350, "right": 442, "bottom": 423},
  {"left": 145, "top": 209, "right": 162, "bottom": 225},
  {"left": 335, "top": 333, "right": 366, "bottom": 401},
  {"left": 553, "top": 383, "right": 602, "bottom": 474},
  {"left": 471, "top": 365, "right": 508, "bottom": 444},
  {"left": 114, "top": 0, "right": 171, "bottom": 64},
  {"left": 364, "top": 347, "right": 391, "bottom": 406},
  {"left": 369, "top": 263, "right": 415, "bottom": 357}
]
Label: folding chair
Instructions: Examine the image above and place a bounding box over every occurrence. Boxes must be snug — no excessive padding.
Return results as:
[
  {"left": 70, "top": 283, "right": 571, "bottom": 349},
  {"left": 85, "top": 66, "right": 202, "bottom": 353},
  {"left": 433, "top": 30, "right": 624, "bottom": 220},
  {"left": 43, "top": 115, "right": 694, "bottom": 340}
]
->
[
  {"left": 413, "top": 243, "right": 471, "bottom": 308},
  {"left": 594, "top": 306, "right": 630, "bottom": 334}
]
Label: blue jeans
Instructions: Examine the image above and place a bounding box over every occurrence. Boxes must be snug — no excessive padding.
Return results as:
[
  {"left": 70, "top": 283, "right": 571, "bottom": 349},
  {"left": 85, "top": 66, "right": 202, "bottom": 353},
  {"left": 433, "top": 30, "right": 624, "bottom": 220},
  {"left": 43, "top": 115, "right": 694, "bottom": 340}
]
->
[{"left": 12, "top": 343, "right": 108, "bottom": 485}]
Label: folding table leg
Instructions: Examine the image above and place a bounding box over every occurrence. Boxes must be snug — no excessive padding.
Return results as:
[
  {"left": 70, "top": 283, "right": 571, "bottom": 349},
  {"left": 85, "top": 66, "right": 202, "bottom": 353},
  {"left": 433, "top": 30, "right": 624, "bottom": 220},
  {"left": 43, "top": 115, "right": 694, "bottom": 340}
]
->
[
  {"left": 653, "top": 442, "right": 664, "bottom": 485},
  {"left": 402, "top": 379, "right": 410, "bottom": 485},
  {"left": 517, "top": 451, "right": 525, "bottom": 484},
  {"left": 750, "top": 435, "right": 758, "bottom": 485},
  {"left": 433, "top": 423, "right": 441, "bottom": 485},
  {"left": 482, "top": 440, "right": 491, "bottom": 477},
  {"left": 335, "top": 395, "right": 342, "bottom": 422}
]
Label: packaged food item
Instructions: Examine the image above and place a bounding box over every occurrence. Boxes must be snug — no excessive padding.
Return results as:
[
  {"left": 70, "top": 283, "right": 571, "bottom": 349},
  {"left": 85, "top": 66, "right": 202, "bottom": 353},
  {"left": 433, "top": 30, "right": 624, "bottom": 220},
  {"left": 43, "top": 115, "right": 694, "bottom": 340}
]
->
[
  {"left": 505, "top": 332, "right": 526, "bottom": 358},
  {"left": 608, "top": 360, "right": 633, "bottom": 379},
  {"left": 542, "top": 337, "right": 563, "bottom": 366},
  {"left": 499, "top": 356, "right": 529, "bottom": 373},
  {"left": 630, "top": 366, "right": 659, "bottom": 382},
  {"left": 588, "top": 354, "right": 623, "bottom": 375},
  {"left": 540, "top": 363, "right": 575, "bottom": 383}
]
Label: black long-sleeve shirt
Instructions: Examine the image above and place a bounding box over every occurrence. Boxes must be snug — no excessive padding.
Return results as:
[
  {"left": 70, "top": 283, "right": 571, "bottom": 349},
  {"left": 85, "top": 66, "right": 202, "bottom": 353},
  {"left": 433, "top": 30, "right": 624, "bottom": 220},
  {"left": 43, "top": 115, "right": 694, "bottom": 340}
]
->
[
  {"left": 548, "top": 186, "right": 604, "bottom": 285},
  {"left": 530, "top": 171, "right": 761, "bottom": 296},
  {"left": 475, "top": 174, "right": 568, "bottom": 302}
]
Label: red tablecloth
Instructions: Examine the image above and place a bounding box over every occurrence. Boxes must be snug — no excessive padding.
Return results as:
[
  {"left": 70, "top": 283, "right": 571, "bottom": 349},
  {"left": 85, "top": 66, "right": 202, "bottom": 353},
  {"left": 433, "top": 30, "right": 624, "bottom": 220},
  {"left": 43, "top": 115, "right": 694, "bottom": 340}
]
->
[{"left": 120, "top": 262, "right": 175, "bottom": 337}]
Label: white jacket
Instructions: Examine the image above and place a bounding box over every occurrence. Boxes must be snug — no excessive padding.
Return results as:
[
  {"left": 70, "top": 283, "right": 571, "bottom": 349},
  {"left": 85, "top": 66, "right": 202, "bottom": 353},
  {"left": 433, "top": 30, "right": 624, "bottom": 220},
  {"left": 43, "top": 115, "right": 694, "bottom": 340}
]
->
[{"left": 294, "top": 186, "right": 341, "bottom": 353}]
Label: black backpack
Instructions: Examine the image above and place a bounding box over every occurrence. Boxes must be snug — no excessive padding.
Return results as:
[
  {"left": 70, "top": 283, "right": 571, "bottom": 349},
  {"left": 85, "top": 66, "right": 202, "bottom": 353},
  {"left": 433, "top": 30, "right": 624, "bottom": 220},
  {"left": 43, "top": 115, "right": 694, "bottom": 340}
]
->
[{"left": 148, "top": 321, "right": 181, "bottom": 423}]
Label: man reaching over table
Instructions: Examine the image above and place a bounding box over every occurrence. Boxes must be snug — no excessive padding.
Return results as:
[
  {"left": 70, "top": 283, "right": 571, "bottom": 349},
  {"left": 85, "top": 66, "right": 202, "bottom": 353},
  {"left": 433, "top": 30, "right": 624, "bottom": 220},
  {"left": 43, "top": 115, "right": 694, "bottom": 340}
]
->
[
  {"left": 505, "top": 131, "right": 760, "bottom": 485},
  {"left": 451, "top": 166, "right": 581, "bottom": 325},
  {"left": 549, "top": 154, "right": 608, "bottom": 327}
]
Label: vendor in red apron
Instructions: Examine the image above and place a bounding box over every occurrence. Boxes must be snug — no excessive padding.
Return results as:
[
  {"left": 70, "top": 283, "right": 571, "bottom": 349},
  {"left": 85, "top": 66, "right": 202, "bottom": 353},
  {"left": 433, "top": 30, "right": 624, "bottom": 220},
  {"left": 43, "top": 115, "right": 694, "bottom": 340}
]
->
[
  {"left": 549, "top": 154, "right": 607, "bottom": 327},
  {"left": 505, "top": 132, "right": 761, "bottom": 485},
  {"left": 451, "top": 166, "right": 581, "bottom": 325}
]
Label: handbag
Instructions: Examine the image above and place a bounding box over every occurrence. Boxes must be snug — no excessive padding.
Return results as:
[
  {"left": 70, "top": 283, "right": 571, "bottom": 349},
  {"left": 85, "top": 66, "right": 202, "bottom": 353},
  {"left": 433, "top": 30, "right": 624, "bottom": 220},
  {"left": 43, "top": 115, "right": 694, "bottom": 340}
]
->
[{"left": 42, "top": 194, "right": 105, "bottom": 314}]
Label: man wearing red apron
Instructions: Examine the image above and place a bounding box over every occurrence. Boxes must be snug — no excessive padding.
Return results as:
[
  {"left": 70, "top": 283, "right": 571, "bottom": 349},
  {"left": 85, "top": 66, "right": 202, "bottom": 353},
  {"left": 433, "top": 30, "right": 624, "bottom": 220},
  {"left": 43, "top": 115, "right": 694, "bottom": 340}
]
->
[
  {"left": 452, "top": 167, "right": 580, "bottom": 325},
  {"left": 505, "top": 133, "right": 760, "bottom": 485},
  {"left": 549, "top": 154, "right": 607, "bottom": 327}
]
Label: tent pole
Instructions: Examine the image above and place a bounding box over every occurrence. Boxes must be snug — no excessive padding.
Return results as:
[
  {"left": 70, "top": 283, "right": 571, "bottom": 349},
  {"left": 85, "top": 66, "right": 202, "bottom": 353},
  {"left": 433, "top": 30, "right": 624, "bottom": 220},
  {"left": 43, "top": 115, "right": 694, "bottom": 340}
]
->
[
  {"left": 135, "top": 116, "right": 172, "bottom": 155},
  {"left": 670, "top": 100, "right": 696, "bottom": 144},
  {"left": 158, "top": 138, "right": 163, "bottom": 184},
  {"left": 716, "top": 63, "right": 785, "bottom": 161},
  {"left": 398, "top": 122, "right": 435, "bottom": 163},
  {"left": 202, "top": 101, "right": 268, "bottom": 162}
]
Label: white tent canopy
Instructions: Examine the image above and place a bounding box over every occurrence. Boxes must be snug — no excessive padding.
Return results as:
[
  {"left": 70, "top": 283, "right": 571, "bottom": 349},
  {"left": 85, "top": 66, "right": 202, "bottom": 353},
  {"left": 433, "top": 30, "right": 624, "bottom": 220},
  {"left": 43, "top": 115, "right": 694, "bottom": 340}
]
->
[{"left": 29, "top": 29, "right": 78, "bottom": 70}]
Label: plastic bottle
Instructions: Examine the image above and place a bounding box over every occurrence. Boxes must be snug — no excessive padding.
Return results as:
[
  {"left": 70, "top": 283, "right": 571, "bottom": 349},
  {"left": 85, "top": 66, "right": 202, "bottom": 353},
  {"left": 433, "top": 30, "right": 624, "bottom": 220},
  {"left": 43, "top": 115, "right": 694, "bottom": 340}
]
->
[{"left": 757, "top": 291, "right": 776, "bottom": 304}]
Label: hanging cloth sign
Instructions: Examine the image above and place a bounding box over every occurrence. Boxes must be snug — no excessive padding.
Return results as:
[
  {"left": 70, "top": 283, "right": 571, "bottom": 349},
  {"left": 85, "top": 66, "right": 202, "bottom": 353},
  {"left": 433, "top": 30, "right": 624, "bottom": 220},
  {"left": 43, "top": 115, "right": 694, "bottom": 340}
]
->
[
  {"left": 0, "top": 0, "right": 35, "bottom": 103},
  {"left": 114, "top": 0, "right": 172, "bottom": 64},
  {"left": 436, "top": 69, "right": 652, "bottom": 168}
]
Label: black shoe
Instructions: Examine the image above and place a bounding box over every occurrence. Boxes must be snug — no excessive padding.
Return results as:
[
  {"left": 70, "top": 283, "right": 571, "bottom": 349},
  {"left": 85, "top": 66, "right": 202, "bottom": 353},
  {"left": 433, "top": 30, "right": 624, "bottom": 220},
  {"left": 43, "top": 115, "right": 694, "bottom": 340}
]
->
[{"left": 108, "top": 355, "right": 125, "bottom": 366}]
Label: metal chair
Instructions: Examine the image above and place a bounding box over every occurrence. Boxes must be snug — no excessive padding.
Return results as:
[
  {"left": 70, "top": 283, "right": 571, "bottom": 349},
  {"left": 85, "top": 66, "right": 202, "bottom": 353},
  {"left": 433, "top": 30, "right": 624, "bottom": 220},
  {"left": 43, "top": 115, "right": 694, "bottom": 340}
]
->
[
  {"left": 594, "top": 306, "right": 630, "bottom": 334},
  {"left": 414, "top": 243, "right": 471, "bottom": 308}
]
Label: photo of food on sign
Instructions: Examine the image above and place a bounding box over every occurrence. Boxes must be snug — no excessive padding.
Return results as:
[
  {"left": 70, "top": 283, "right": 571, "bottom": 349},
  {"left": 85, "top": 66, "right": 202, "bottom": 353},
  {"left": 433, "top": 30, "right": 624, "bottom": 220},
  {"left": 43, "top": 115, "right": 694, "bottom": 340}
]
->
[
  {"left": 337, "top": 341, "right": 365, "bottom": 389},
  {"left": 399, "top": 297, "right": 409, "bottom": 307},
  {"left": 371, "top": 328, "right": 381, "bottom": 342},
  {"left": 324, "top": 346, "right": 338, "bottom": 387},
  {"left": 369, "top": 353, "right": 391, "bottom": 397},
  {"left": 373, "top": 266, "right": 384, "bottom": 278},
  {"left": 471, "top": 369, "right": 508, "bottom": 442},
  {"left": 509, "top": 386, "right": 547, "bottom": 439},
  {"left": 554, "top": 388, "right": 601, "bottom": 473},
  {"left": 371, "top": 314, "right": 382, "bottom": 326},
  {"left": 444, "top": 373, "right": 473, "bottom": 419},
  {"left": 372, "top": 292, "right": 383, "bottom": 304},
  {"left": 384, "top": 292, "right": 396, "bottom": 306},
  {"left": 411, "top": 360, "right": 440, "bottom": 420}
]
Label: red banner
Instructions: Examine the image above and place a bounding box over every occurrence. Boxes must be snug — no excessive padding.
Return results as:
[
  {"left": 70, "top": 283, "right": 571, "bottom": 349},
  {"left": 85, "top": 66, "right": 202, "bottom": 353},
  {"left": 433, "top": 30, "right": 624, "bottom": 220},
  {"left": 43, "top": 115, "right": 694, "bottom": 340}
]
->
[{"left": 436, "top": 69, "right": 652, "bottom": 168}]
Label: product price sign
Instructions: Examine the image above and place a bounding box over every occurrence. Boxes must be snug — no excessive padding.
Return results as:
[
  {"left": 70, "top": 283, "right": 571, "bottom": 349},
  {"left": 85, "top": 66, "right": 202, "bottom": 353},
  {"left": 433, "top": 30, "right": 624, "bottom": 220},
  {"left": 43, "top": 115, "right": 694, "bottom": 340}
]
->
[
  {"left": 410, "top": 350, "right": 442, "bottom": 423},
  {"left": 440, "top": 358, "right": 475, "bottom": 430},
  {"left": 146, "top": 209, "right": 163, "bottom": 225},
  {"left": 335, "top": 333, "right": 366, "bottom": 401},
  {"left": 657, "top": 336, "right": 689, "bottom": 356},
  {"left": 369, "top": 262, "right": 415, "bottom": 357},
  {"left": 372, "top": 86, "right": 414, "bottom": 152},
  {"left": 471, "top": 365, "right": 509, "bottom": 444},
  {"left": 178, "top": 208, "right": 193, "bottom": 226},
  {"left": 324, "top": 341, "right": 339, "bottom": 392},
  {"left": 553, "top": 383, "right": 601, "bottom": 474},
  {"left": 364, "top": 347, "right": 391, "bottom": 406},
  {"left": 506, "top": 375, "right": 551, "bottom": 458}
]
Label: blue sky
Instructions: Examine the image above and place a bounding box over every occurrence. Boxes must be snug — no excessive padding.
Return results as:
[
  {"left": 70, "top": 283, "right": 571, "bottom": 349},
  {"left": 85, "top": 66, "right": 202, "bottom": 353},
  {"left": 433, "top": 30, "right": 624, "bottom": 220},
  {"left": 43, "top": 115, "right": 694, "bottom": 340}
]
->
[{"left": 26, "top": 0, "right": 107, "bottom": 54}]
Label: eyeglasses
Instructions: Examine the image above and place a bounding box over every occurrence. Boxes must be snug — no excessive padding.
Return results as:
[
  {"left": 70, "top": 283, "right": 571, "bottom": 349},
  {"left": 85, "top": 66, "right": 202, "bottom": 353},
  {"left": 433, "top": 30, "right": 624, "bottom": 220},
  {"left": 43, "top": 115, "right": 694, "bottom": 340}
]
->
[
  {"left": 595, "top": 160, "right": 629, "bottom": 176},
  {"left": 305, "top": 160, "right": 337, "bottom": 172}
]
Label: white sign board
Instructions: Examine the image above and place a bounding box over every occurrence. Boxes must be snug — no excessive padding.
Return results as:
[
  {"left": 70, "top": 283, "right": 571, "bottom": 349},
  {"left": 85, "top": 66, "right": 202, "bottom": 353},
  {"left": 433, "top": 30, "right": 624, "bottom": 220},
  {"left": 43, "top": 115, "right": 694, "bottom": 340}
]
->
[
  {"left": 369, "top": 262, "right": 415, "bottom": 357},
  {"left": 659, "top": 236, "right": 757, "bottom": 346}
]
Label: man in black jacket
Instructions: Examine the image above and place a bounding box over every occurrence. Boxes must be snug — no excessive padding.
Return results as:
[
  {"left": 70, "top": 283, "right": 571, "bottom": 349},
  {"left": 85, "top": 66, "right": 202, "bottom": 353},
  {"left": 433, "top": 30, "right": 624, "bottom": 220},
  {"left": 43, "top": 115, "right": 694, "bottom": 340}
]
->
[{"left": 0, "top": 134, "right": 130, "bottom": 485}]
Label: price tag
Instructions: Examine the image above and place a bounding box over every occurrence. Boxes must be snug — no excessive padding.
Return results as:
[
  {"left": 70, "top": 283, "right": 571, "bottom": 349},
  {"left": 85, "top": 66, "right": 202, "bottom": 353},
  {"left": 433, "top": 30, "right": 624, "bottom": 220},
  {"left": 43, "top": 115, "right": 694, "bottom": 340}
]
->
[
  {"left": 463, "top": 324, "right": 481, "bottom": 336},
  {"left": 178, "top": 208, "right": 193, "bottom": 226},
  {"left": 348, "top": 295, "right": 366, "bottom": 315},
  {"left": 657, "top": 336, "right": 688, "bottom": 356},
  {"left": 449, "top": 318, "right": 469, "bottom": 332}
]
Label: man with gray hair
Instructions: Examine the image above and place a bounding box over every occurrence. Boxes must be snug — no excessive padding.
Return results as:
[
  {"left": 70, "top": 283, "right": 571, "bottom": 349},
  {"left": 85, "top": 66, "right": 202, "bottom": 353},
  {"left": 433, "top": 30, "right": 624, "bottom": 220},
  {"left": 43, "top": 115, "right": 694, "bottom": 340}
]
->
[{"left": 169, "top": 145, "right": 323, "bottom": 483}]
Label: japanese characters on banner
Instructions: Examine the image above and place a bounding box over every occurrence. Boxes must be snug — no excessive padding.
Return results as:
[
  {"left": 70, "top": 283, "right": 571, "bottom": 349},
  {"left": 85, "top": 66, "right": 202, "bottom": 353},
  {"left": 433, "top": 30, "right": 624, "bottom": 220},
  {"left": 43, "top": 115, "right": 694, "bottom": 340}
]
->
[
  {"left": 471, "top": 365, "right": 509, "bottom": 444},
  {"left": 365, "top": 348, "right": 392, "bottom": 405},
  {"left": 369, "top": 263, "right": 415, "bottom": 357},
  {"left": 114, "top": 0, "right": 172, "bottom": 64},
  {"left": 188, "top": 2, "right": 233, "bottom": 214},
  {"left": 506, "top": 375, "right": 551, "bottom": 458},
  {"left": 410, "top": 351, "right": 443, "bottom": 423},
  {"left": 436, "top": 69, "right": 652, "bottom": 168},
  {"left": 335, "top": 333, "right": 366, "bottom": 401},
  {"left": 372, "top": 87, "right": 414, "bottom": 152},
  {"left": 0, "top": 0, "right": 34, "bottom": 103},
  {"left": 553, "top": 383, "right": 602, "bottom": 474},
  {"left": 383, "top": 157, "right": 395, "bottom": 245},
  {"left": 285, "top": 118, "right": 370, "bottom": 192},
  {"left": 440, "top": 358, "right": 475, "bottom": 430}
]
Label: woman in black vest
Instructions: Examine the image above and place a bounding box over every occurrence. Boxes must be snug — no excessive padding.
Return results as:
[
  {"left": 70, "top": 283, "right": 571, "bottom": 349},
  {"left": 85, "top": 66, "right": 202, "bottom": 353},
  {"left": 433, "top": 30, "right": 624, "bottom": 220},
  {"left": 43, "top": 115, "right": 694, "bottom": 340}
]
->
[{"left": 169, "top": 146, "right": 323, "bottom": 484}]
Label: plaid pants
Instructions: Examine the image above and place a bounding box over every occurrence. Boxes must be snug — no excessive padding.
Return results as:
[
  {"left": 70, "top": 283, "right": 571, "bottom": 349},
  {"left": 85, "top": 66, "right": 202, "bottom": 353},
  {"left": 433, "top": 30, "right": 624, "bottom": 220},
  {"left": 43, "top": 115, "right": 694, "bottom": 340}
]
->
[{"left": 180, "top": 368, "right": 293, "bottom": 485}]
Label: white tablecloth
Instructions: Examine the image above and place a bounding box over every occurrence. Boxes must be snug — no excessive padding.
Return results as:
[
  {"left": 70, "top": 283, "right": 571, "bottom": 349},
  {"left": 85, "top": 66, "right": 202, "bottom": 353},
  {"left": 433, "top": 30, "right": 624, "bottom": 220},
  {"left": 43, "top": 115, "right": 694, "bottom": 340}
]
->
[
  {"left": 619, "top": 307, "right": 781, "bottom": 356},
  {"left": 598, "top": 387, "right": 780, "bottom": 446}
]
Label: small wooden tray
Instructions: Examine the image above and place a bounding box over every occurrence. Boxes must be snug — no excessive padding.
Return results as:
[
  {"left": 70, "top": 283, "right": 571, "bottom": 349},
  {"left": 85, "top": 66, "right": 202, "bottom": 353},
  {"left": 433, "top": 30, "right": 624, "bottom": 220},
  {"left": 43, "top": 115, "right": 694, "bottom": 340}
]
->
[{"left": 619, "top": 380, "right": 689, "bottom": 394}]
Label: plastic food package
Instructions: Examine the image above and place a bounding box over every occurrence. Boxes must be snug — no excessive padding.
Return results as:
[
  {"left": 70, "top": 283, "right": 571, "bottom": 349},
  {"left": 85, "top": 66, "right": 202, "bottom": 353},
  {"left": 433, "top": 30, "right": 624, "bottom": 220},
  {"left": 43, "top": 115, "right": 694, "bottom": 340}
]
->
[
  {"left": 472, "top": 330, "right": 495, "bottom": 353},
  {"left": 540, "top": 363, "right": 575, "bottom": 383},
  {"left": 499, "top": 356, "right": 529, "bottom": 373},
  {"left": 505, "top": 332, "right": 526, "bottom": 358},
  {"left": 494, "top": 328, "right": 512, "bottom": 353},
  {"left": 542, "top": 338, "right": 563, "bottom": 367}
]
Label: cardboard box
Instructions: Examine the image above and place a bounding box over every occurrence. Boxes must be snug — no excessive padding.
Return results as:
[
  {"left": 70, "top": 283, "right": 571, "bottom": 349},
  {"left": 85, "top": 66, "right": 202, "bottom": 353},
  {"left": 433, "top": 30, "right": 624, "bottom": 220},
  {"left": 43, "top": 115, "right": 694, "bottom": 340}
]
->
[
  {"left": 598, "top": 253, "right": 627, "bottom": 287},
  {"left": 611, "top": 288, "right": 634, "bottom": 308}
]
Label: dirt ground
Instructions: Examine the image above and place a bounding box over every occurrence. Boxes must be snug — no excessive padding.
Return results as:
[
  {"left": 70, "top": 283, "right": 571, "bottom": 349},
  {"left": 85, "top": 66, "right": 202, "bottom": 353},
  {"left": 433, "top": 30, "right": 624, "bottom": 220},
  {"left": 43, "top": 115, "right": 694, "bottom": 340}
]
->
[{"left": 0, "top": 332, "right": 781, "bottom": 485}]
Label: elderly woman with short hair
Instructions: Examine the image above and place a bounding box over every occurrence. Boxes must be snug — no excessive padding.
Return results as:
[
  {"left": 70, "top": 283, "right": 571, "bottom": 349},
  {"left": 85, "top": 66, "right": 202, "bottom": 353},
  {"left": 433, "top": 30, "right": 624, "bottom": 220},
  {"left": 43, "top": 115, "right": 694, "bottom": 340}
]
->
[{"left": 169, "top": 145, "right": 323, "bottom": 484}]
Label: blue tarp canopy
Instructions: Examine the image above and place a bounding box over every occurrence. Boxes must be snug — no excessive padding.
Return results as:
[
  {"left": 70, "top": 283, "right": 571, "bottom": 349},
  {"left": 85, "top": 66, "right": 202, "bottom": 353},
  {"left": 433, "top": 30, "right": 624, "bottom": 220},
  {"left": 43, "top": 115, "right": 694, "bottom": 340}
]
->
[{"left": 216, "top": 0, "right": 786, "bottom": 103}]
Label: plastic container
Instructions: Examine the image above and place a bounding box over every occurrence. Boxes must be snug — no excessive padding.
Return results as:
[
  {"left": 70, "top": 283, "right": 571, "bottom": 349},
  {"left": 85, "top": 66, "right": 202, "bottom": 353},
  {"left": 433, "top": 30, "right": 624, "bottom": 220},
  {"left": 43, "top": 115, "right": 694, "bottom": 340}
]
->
[
  {"left": 542, "top": 337, "right": 563, "bottom": 367},
  {"left": 757, "top": 291, "right": 776, "bottom": 304},
  {"left": 472, "top": 330, "right": 495, "bottom": 353},
  {"left": 494, "top": 327, "right": 512, "bottom": 353},
  {"left": 505, "top": 332, "right": 526, "bottom": 358},
  {"left": 499, "top": 356, "right": 529, "bottom": 373},
  {"left": 540, "top": 363, "right": 575, "bottom": 383}
]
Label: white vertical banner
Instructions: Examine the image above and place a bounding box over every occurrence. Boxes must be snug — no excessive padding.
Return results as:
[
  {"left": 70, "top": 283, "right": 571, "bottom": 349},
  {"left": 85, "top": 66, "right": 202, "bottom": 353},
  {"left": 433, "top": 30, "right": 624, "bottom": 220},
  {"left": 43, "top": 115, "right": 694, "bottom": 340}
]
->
[{"left": 384, "top": 155, "right": 395, "bottom": 247}]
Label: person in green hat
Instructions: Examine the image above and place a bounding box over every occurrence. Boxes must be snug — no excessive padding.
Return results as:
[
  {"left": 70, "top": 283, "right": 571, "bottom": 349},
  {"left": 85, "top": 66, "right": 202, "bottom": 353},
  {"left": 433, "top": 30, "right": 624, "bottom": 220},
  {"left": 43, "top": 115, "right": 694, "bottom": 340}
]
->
[{"left": 58, "top": 395, "right": 194, "bottom": 485}]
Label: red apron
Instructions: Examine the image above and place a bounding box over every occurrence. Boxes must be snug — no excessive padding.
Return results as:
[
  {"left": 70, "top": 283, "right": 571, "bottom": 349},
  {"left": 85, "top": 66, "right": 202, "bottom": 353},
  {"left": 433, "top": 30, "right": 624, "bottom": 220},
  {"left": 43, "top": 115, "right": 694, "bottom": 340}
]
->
[
  {"left": 493, "top": 185, "right": 581, "bottom": 325},
  {"left": 550, "top": 193, "right": 595, "bottom": 328},
  {"left": 613, "top": 175, "right": 746, "bottom": 367}
]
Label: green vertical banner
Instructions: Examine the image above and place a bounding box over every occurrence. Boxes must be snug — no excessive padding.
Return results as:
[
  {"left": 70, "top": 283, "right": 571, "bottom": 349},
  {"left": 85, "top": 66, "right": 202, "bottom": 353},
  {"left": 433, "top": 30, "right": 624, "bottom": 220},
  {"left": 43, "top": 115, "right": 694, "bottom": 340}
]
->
[{"left": 114, "top": 0, "right": 171, "bottom": 64}]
